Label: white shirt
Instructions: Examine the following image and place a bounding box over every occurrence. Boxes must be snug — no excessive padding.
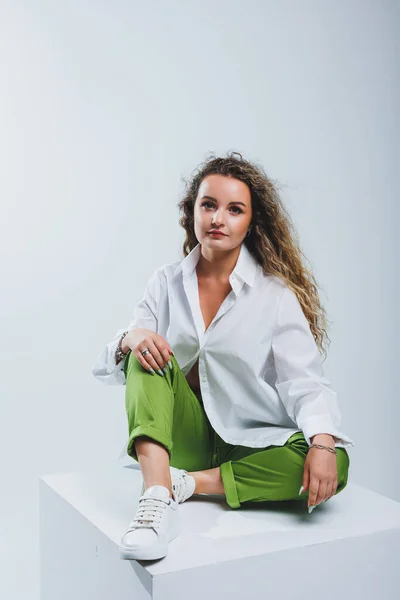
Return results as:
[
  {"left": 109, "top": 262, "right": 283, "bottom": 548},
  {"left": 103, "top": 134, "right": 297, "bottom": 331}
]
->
[{"left": 92, "top": 242, "right": 354, "bottom": 450}]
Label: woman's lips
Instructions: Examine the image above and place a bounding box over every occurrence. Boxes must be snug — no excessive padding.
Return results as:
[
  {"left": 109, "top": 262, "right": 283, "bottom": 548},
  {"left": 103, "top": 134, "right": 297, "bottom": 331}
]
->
[{"left": 208, "top": 231, "right": 226, "bottom": 236}]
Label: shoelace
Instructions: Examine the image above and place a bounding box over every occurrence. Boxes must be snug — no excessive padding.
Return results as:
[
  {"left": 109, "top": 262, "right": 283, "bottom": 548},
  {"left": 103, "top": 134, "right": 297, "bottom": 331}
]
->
[{"left": 127, "top": 496, "right": 169, "bottom": 531}]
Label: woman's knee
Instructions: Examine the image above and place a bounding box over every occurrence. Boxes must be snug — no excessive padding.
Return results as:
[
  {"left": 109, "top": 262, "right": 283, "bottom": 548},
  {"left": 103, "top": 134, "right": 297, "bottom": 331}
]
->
[
  {"left": 124, "top": 351, "right": 143, "bottom": 378},
  {"left": 124, "top": 351, "right": 167, "bottom": 384},
  {"left": 125, "top": 351, "right": 180, "bottom": 380}
]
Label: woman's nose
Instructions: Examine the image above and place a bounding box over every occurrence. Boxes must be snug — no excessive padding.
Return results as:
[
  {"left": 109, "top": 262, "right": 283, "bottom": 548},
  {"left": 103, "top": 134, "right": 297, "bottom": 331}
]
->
[{"left": 213, "top": 210, "right": 225, "bottom": 224}]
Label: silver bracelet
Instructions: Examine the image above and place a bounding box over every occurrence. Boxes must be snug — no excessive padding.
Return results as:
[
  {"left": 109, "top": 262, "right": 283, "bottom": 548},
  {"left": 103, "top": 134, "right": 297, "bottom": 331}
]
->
[
  {"left": 115, "top": 331, "right": 129, "bottom": 364},
  {"left": 309, "top": 443, "right": 337, "bottom": 455}
]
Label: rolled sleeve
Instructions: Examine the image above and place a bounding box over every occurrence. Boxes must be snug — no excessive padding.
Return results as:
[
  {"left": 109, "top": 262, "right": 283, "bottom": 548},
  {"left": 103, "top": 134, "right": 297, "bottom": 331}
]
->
[
  {"left": 271, "top": 286, "right": 355, "bottom": 449},
  {"left": 92, "top": 267, "right": 163, "bottom": 386},
  {"left": 91, "top": 327, "right": 128, "bottom": 385}
]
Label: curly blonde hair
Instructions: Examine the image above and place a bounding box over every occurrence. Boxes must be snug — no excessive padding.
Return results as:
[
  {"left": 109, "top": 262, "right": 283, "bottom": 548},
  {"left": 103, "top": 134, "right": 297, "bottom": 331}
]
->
[{"left": 177, "top": 151, "right": 331, "bottom": 361}]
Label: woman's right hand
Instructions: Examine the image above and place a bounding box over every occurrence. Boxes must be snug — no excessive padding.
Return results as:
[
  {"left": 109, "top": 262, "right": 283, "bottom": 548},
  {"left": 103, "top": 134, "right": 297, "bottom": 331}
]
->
[{"left": 124, "top": 328, "right": 174, "bottom": 375}]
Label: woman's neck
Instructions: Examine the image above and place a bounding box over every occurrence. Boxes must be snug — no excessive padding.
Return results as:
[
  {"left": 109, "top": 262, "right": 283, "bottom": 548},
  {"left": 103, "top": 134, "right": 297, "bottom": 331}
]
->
[{"left": 196, "top": 245, "right": 240, "bottom": 282}]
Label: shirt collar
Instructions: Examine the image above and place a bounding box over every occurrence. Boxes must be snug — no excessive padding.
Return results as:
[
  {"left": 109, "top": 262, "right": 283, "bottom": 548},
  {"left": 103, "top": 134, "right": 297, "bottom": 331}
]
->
[{"left": 172, "top": 242, "right": 258, "bottom": 287}]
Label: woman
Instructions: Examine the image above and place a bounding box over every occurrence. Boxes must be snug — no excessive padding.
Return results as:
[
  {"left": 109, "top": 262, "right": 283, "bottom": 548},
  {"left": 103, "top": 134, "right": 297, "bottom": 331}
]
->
[{"left": 92, "top": 152, "right": 354, "bottom": 561}]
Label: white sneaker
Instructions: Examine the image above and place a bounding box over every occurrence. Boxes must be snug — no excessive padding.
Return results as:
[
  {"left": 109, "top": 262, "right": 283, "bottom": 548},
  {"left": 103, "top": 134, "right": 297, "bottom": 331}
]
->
[
  {"left": 170, "top": 467, "right": 196, "bottom": 503},
  {"left": 140, "top": 467, "right": 196, "bottom": 504},
  {"left": 119, "top": 485, "right": 180, "bottom": 560}
]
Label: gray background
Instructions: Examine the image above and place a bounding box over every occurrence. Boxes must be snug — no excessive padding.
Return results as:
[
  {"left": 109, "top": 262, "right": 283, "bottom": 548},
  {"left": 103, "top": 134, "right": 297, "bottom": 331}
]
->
[{"left": 0, "top": 1, "right": 398, "bottom": 599}]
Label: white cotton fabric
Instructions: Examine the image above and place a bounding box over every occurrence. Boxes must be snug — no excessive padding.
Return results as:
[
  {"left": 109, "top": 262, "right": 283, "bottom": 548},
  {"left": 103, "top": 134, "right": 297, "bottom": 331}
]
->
[{"left": 92, "top": 242, "right": 355, "bottom": 450}]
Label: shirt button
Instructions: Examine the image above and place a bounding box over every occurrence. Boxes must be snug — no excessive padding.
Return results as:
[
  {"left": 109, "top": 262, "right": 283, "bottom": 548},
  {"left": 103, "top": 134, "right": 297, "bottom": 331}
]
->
[{"left": 202, "top": 376, "right": 207, "bottom": 382}]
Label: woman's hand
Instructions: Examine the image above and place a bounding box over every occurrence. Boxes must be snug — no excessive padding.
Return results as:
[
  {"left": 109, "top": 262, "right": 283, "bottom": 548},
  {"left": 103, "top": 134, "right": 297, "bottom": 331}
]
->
[
  {"left": 301, "top": 434, "right": 338, "bottom": 511},
  {"left": 125, "top": 328, "right": 174, "bottom": 375}
]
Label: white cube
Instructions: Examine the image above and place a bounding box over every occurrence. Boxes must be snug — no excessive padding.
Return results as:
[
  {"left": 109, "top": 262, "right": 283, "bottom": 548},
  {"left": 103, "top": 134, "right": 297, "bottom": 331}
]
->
[{"left": 39, "top": 461, "right": 400, "bottom": 600}]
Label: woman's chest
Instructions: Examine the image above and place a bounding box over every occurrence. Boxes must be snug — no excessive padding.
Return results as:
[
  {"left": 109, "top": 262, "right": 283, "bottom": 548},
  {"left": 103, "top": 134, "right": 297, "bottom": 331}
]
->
[
  {"left": 197, "top": 278, "right": 232, "bottom": 332},
  {"left": 163, "top": 273, "right": 277, "bottom": 373},
  {"left": 184, "top": 278, "right": 232, "bottom": 391}
]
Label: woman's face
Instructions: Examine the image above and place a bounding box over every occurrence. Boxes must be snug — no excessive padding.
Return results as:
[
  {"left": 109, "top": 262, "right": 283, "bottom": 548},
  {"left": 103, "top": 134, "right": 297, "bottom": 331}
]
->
[{"left": 193, "top": 174, "right": 253, "bottom": 250}]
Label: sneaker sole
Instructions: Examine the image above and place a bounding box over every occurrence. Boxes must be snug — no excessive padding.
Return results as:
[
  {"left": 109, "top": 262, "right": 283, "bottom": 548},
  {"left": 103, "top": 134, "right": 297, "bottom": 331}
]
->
[{"left": 118, "top": 520, "right": 181, "bottom": 561}]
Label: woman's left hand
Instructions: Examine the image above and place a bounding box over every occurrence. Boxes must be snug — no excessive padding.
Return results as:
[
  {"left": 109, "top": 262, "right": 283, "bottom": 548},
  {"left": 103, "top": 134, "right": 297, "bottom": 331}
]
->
[{"left": 301, "top": 435, "right": 338, "bottom": 511}]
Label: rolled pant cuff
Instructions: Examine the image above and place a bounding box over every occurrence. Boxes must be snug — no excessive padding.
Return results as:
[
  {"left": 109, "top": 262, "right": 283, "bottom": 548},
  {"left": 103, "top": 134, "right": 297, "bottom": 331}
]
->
[
  {"left": 127, "top": 426, "right": 173, "bottom": 460},
  {"left": 220, "top": 460, "right": 241, "bottom": 509}
]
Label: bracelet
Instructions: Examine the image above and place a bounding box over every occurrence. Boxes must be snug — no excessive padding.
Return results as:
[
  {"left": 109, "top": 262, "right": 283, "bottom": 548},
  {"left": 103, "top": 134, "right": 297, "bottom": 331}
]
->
[
  {"left": 115, "top": 331, "right": 129, "bottom": 364},
  {"left": 309, "top": 443, "right": 337, "bottom": 455}
]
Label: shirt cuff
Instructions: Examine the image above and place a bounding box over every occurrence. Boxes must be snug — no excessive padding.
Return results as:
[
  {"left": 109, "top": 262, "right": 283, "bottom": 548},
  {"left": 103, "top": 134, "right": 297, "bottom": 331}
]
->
[
  {"left": 92, "top": 328, "right": 127, "bottom": 385},
  {"left": 106, "top": 333, "right": 126, "bottom": 375},
  {"left": 300, "top": 415, "right": 355, "bottom": 449}
]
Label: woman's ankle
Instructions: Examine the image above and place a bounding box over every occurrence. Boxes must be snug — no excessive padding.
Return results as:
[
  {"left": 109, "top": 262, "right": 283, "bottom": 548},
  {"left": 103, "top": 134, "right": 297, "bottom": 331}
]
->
[{"left": 188, "top": 468, "right": 224, "bottom": 495}]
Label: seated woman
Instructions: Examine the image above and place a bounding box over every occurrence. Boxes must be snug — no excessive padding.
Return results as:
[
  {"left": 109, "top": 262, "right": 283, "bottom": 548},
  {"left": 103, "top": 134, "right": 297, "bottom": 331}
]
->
[{"left": 92, "top": 152, "right": 354, "bottom": 561}]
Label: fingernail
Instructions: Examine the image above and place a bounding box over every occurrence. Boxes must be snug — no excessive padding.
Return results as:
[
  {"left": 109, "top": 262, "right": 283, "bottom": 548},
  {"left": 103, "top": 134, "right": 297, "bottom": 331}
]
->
[
  {"left": 149, "top": 368, "right": 156, "bottom": 375},
  {"left": 168, "top": 360, "right": 172, "bottom": 369},
  {"left": 308, "top": 505, "right": 316, "bottom": 514},
  {"left": 157, "top": 369, "right": 164, "bottom": 376},
  {"left": 298, "top": 485, "right": 304, "bottom": 495},
  {"left": 162, "top": 367, "right": 168, "bottom": 375}
]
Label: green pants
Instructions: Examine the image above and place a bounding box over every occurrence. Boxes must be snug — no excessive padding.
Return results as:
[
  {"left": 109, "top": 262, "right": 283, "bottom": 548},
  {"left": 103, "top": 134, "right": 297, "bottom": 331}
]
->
[{"left": 124, "top": 353, "right": 350, "bottom": 509}]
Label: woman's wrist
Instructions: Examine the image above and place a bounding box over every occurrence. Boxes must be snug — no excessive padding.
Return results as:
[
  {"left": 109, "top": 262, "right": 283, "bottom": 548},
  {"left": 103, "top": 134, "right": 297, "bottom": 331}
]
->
[
  {"left": 121, "top": 333, "right": 131, "bottom": 354},
  {"left": 115, "top": 331, "right": 129, "bottom": 365},
  {"left": 310, "top": 433, "right": 335, "bottom": 445}
]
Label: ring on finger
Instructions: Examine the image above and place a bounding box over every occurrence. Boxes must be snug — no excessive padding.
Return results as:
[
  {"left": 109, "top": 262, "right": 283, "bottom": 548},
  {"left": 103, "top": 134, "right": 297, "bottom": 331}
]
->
[{"left": 141, "top": 349, "right": 150, "bottom": 357}]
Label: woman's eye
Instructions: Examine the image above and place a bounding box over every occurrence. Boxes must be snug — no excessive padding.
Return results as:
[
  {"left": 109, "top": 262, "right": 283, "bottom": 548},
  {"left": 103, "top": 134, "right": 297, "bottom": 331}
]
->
[{"left": 202, "top": 202, "right": 242, "bottom": 214}]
